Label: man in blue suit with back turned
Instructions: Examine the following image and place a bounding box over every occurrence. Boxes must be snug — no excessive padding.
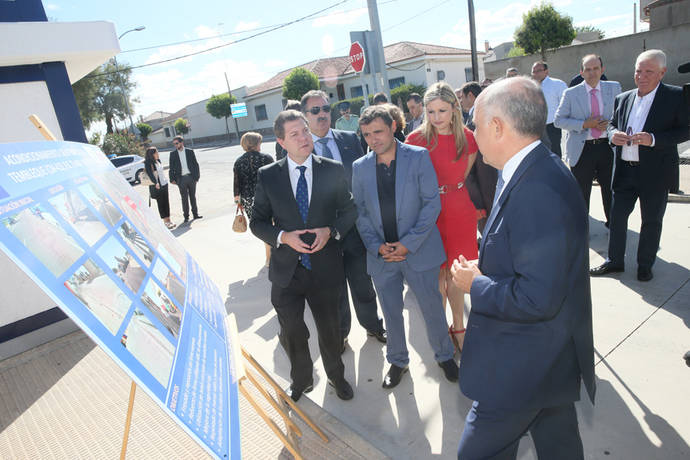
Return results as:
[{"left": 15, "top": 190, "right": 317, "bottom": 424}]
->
[{"left": 451, "top": 77, "right": 595, "bottom": 459}]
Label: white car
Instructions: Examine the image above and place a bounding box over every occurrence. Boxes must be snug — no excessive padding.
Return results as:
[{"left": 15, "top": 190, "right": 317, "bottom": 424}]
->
[{"left": 110, "top": 155, "right": 145, "bottom": 184}]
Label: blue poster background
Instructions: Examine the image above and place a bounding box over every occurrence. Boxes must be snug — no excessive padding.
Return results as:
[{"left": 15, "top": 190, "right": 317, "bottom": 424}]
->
[{"left": 0, "top": 141, "right": 241, "bottom": 460}]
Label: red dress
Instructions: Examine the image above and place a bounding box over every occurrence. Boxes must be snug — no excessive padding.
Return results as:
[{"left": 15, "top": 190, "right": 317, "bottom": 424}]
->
[{"left": 407, "top": 128, "right": 478, "bottom": 266}]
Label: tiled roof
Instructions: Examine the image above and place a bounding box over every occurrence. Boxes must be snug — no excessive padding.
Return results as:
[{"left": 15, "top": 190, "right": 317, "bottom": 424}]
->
[
  {"left": 161, "top": 108, "right": 186, "bottom": 123},
  {"left": 142, "top": 111, "right": 172, "bottom": 122},
  {"left": 245, "top": 41, "right": 480, "bottom": 97}
]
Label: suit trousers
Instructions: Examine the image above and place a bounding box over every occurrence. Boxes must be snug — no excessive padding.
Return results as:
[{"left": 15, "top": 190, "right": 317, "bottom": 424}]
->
[
  {"left": 371, "top": 261, "right": 454, "bottom": 367},
  {"left": 457, "top": 401, "right": 583, "bottom": 460},
  {"left": 271, "top": 265, "right": 345, "bottom": 388},
  {"left": 546, "top": 123, "right": 562, "bottom": 159},
  {"left": 570, "top": 142, "right": 613, "bottom": 225},
  {"left": 338, "top": 230, "right": 383, "bottom": 338},
  {"left": 177, "top": 174, "right": 199, "bottom": 219},
  {"left": 608, "top": 162, "right": 668, "bottom": 270}
]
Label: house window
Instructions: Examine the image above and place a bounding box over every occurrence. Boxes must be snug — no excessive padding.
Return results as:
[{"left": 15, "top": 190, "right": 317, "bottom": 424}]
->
[
  {"left": 436, "top": 70, "right": 445, "bottom": 81},
  {"left": 255, "top": 104, "right": 268, "bottom": 121},
  {"left": 389, "top": 77, "right": 405, "bottom": 89},
  {"left": 350, "top": 86, "right": 363, "bottom": 98},
  {"left": 337, "top": 84, "right": 345, "bottom": 100},
  {"left": 164, "top": 127, "right": 170, "bottom": 137},
  {"left": 465, "top": 67, "right": 473, "bottom": 82}
]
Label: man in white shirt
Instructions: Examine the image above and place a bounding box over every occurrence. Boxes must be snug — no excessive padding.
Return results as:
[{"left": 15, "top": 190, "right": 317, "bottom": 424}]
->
[
  {"left": 554, "top": 54, "right": 621, "bottom": 228},
  {"left": 168, "top": 136, "right": 201, "bottom": 223},
  {"left": 532, "top": 61, "right": 567, "bottom": 158},
  {"left": 590, "top": 49, "right": 689, "bottom": 282}
]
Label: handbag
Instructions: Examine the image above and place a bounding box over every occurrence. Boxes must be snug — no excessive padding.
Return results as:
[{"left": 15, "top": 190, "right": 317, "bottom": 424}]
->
[
  {"left": 149, "top": 184, "right": 161, "bottom": 199},
  {"left": 232, "top": 204, "right": 247, "bottom": 233}
]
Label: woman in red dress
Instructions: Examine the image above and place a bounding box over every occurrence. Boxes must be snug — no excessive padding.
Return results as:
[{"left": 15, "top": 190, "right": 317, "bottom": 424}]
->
[{"left": 406, "top": 82, "right": 478, "bottom": 353}]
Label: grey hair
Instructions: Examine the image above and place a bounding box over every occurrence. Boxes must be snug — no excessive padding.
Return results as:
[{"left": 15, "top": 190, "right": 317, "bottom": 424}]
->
[
  {"left": 477, "top": 76, "right": 546, "bottom": 138},
  {"left": 636, "top": 49, "right": 666, "bottom": 69},
  {"left": 300, "top": 90, "right": 329, "bottom": 111},
  {"left": 274, "top": 110, "right": 308, "bottom": 139}
]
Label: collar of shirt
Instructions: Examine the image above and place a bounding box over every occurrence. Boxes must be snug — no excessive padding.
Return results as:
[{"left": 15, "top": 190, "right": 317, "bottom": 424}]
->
[
  {"left": 311, "top": 130, "right": 343, "bottom": 162},
  {"left": 286, "top": 154, "right": 313, "bottom": 201},
  {"left": 634, "top": 82, "right": 660, "bottom": 106},
  {"left": 584, "top": 81, "right": 601, "bottom": 93},
  {"left": 496, "top": 140, "right": 542, "bottom": 202}
]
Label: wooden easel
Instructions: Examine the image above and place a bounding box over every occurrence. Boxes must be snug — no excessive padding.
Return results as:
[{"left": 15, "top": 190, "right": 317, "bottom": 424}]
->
[{"left": 29, "top": 115, "right": 329, "bottom": 459}]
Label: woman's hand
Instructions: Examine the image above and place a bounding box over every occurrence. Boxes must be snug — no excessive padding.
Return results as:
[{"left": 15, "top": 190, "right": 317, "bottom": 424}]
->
[{"left": 155, "top": 184, "right": 160, "bottom": 189}]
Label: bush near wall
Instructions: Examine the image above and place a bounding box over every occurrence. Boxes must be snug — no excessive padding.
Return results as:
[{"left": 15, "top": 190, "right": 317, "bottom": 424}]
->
[
  {"left": 101, "top": 133, "right": 145, "bottom": 157},
  {"left": 329, "top": 83, "right": 427, "bottom": 125}
]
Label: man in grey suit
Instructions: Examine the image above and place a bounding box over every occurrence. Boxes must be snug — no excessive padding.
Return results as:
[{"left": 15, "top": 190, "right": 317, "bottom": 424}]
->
[
  {"left": 352, "top": 105, "right": 457, "bottom": 389},
  {"left": 555, "top": 55, "right": 621, "bottom": 227}
]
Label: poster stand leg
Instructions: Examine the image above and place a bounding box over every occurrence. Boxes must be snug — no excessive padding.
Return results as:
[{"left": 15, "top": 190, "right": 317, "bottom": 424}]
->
[
  {"left": 28, "top": 114, "right": 57, "bottom": 141},
  {"left": 120, "top": 381, "right": 137, "bottom": 460}
]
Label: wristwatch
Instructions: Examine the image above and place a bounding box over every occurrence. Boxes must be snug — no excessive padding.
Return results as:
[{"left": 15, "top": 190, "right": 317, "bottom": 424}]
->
[{"left": 329, "top": 226, "right": 341, "bottom": 240}]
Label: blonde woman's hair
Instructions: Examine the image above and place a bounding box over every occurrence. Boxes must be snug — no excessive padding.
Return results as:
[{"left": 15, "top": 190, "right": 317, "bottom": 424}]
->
[
  {"left": 383, "top": 103, "right": 406, "bottom": 132},
  {"left": 240, "top": 131, "right": 263, "bottom": 152},
  {"left": 417, "top": 81, "right": 467, "bottom": 161}
]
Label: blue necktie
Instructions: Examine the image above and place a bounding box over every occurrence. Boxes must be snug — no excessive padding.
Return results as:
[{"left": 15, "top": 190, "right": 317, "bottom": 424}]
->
[
  {"left": 317, "top": 138, "right": 333, "bottom": 159},
  {"left": 492, "top": 172, "right": 505, "bottom": 208},
  {"left": 296, "top": 165, "right": 311, "bottom": 269}
]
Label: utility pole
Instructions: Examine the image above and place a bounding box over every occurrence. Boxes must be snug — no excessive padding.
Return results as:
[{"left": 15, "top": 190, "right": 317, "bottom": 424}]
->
[
  {"left": 367, "top": 0, "right": 390, "bottom": 98},
  {"left": 633, "top": 2, "right": 638, "bottom": 33},
  {"left": 468, "top": 0, "right": 479, "bottom": 81},
  {"left": 224, "top": 72, "right": 240, "bottom": 144},
  {"left": 115, "top": 26, "right": 145, "bottom": 136}
]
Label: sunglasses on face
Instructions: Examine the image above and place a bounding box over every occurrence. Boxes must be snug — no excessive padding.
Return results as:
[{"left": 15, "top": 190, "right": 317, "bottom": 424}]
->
[{"left": 308, "top": 105, "right": 331, "bottom": 115}]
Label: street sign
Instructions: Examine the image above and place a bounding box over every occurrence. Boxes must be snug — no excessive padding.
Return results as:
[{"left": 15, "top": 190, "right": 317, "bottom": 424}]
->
[
  {"left": 349, "top": 41, "right": 366, "bottom": 74},
  {"left": 230, "top": 103, "right": 247, "bottom": 119}
]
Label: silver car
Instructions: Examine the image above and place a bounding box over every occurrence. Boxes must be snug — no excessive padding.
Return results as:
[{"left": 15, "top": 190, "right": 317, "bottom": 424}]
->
[{"left": 110, "top": 155, "right": 145, "bottom": 184}]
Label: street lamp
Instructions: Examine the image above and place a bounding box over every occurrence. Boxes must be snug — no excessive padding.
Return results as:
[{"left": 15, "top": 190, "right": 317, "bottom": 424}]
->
[{"left": 114, "top": 26, "right": 145, "bottom": 136}]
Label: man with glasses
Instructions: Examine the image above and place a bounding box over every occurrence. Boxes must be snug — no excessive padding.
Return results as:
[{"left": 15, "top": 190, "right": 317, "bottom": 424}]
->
[
  {"left": 301, "top": 90, "right": 386, "bottom": 353},
  {"left": 531, "top": 61, "right": 567, "bottom": 158},
  {"left": 169, "top": 136, "right": 202, "bottom": 223}
]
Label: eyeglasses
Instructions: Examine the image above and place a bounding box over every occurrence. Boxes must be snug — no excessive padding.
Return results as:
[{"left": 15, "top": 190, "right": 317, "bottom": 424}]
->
[
  {"left": 626, "top": 127, "right": 633, "bottom": 146},
  {"left": 308, "top": 105, "right": 331, "bottom": 115}
]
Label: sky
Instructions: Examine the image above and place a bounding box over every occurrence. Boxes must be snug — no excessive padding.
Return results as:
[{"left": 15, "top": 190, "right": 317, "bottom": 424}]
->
[{"left": 44, "top": 0, "right": 648, "bottom": 132}]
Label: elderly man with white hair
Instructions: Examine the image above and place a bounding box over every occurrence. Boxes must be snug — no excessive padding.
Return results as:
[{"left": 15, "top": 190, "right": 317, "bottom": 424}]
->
[{"left": 590, "top": 49, "right": 689, "bottom": 282}]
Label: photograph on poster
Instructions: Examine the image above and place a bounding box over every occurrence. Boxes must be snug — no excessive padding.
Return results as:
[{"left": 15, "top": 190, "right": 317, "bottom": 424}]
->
[
  {"left": 140, "top": 277, "right": 182, "bottom": 339},
  {"left": 121, "top": 309, "right": 175, "bottom": 386},
  {"left": 1, "top": 204, "right": 84, "bottom": 277},
  {"left": 117, "top": 221, "right": 154, "bottom": 267},
  {"left": 152, "top": 258, "right": 186, "bottom": 308},
  {"left": 64, "top": 258, "right": 131, "bottom": 334},
  {"left": 96, "top": 236, "right": 146, "bottom": 295},
  {"left": 49, "top": 189, "right": 108, "bottom": 246},
  {"left": 78, "top": 182, "right": 121, "bottom": 226}
]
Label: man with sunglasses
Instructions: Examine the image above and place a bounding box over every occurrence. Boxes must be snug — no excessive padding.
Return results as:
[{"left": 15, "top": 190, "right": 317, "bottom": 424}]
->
[
  {"left": 300, "top": 90, "right": 386, "bottom": 352},
  {"left": 169, "top": 135, "right": 202, "bottom": 223}
]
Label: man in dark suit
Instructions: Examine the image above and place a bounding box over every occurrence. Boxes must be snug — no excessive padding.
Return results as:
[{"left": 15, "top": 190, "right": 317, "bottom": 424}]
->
[
  {"left": 301, "top": 90, "right": 386, "bottom": 349},
  {"left": 169, "top": 136, "right": 201, "bottom": 223},
  {"left": 451, "top": 77, "right": 595, "bottom": 459},
  {"left": 590, "top": 49, "right": 689, "bottom": 282},
  {"left": 250, "top": 110, "right": 356, "bottom": 402}
]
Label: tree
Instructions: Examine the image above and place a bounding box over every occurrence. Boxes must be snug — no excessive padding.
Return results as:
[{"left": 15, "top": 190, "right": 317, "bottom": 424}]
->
[
  {"left": 174, "top": 118, "right": 190, "bottom": 137},
  {"left": 514, "top": 3, "right": 576, "bottom": 60},
  {"left": 205, "top": 93, "right": 236, "bottom": 142},
  {"left": 282, "top": 67, "right": 319, "bottom": 101},
  {"left": 136, "top": 122, "right": 152, "bottom": 140},
  {"left": 575, "top": 25, "right": 605, "bottom": 40},
  {"left": 101, "top": 133, "right": 144, "bottom": 157},
  {"left": 506, "top": 46, "right": 526, "bottom": 57},
  {"left": 72, "top": 60, "right": 138, "bottom": 134}
]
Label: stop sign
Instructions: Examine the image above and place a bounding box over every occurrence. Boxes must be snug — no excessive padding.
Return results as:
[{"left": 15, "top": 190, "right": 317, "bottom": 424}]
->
[{"left": 349, "top": 41, "right": 366, "bottom": 73}]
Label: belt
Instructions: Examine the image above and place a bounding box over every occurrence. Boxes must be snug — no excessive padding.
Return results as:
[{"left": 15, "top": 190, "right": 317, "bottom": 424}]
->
[
  {"left": 585, "top": 138, "right": 608, "bottom": 145},
  {"left": 439, "top": 182, "right": 464, "bottom": 194},
  {"left": 622, "top": 160, "right": 640, "bottom": 167}
]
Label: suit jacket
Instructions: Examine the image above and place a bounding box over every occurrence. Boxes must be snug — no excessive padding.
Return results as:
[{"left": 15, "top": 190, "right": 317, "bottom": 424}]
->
[
  {"left": 313, "top": 129, "right": 364, "bottom": 188},
  {"left": 168, "top": 148, "right": 200, "bottom": 183},
  {"left": 250, "top": 155, "right": 357, "bottom": 288},
  {"left": 465, "top": 152, "right": 498, "bottom": 214},
  {"left": 351, "top": 140, "right": 446, "bottom": 276},
  {"left": 607, "top": 82, "right": 689, "bottom": 190},
  {"left": 460, "top": 142, "right": 596, "bottom": 410},
  {"left": 554, "top": 80, "right": 622, "bottom": 167}
]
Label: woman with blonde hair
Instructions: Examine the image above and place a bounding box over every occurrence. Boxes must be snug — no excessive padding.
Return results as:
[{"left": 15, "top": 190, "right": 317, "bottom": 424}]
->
[
  {"left": 233, "top": 132, "right": 274, "bottom": 264},
  {"left": 406, "top": 81, "right": 478, "bottom": 354}
]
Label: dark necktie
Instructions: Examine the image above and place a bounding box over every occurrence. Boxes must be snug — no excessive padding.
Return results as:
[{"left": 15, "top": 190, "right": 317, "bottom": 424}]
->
[
  {"left": 317, "top": 138, "right": 333, "bottom": 159},
  {"left": 296, "top": 165, "right": 311, "bottom": 269},
  {"left": 493, "top": 172, "right": 505, "bottom": 208}
]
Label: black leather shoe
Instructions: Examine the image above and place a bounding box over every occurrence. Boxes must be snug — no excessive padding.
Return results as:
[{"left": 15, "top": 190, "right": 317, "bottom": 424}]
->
[
  {"left": 286, "top": 382, "right": 313, "bottom": 402},
  {"left": 382, "top": 364, "right": 409, "bottom": 389},
  {"left": 328, "top": 378, "right": 353, "bottom": 400},
  {"left": 367, "top": 329, "right": 387, "bottom": 343},
  {"left": 590, "top": 261, "right": 624, "bottom": 277},
  {"left": 637, "top": 267, "right": 653, "bottom": 282},
  {"left": 193, "top": 214, "right": 203, "bottom": 219},
  {"left": 183, "top": 217, "right": 190, "bottom": 223},
  {"left": 438, "top": 359, "right": 459, "bottom": 382}
]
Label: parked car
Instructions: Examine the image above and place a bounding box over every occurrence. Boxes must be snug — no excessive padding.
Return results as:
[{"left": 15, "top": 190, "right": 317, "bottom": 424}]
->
[{"left": 110, "top": 155, "right": 145, "bottom": 184}]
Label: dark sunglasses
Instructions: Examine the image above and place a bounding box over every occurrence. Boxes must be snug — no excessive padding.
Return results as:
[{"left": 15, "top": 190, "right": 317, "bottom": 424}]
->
[{"left": 308, "top": 105, "right": 331, "bottom": 115}]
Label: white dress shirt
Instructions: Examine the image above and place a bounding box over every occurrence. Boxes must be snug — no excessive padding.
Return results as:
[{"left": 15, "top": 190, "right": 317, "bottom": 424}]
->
[
  {"left": 541, "top": 76, "right": 567, "bottom": 124},
  {"left": 176, "top": 148, "right": 190, "bottom": 175},
  {"left": 585, "top": 81, "right": 606, "bottom": 140},
  {"left": 495, "top": 140, "right": 542, "bottom": 203},
  {"left": 277, "top": 154, "right": 314, "bottom": 245},
  {"left": 155, "top": 161, "right": 169, "bottom": 186},
  {"left": 622, "top": 83, "right": 659, "bottom": 161},
  {"left": 312, "top": 129, "right": 343, "bottom": 162}
]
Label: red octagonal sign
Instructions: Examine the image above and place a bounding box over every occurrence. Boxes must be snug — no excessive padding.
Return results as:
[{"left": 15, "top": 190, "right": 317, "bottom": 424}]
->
[{"left": 349, "top": 41, "right": 366, "bottom": 74}]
